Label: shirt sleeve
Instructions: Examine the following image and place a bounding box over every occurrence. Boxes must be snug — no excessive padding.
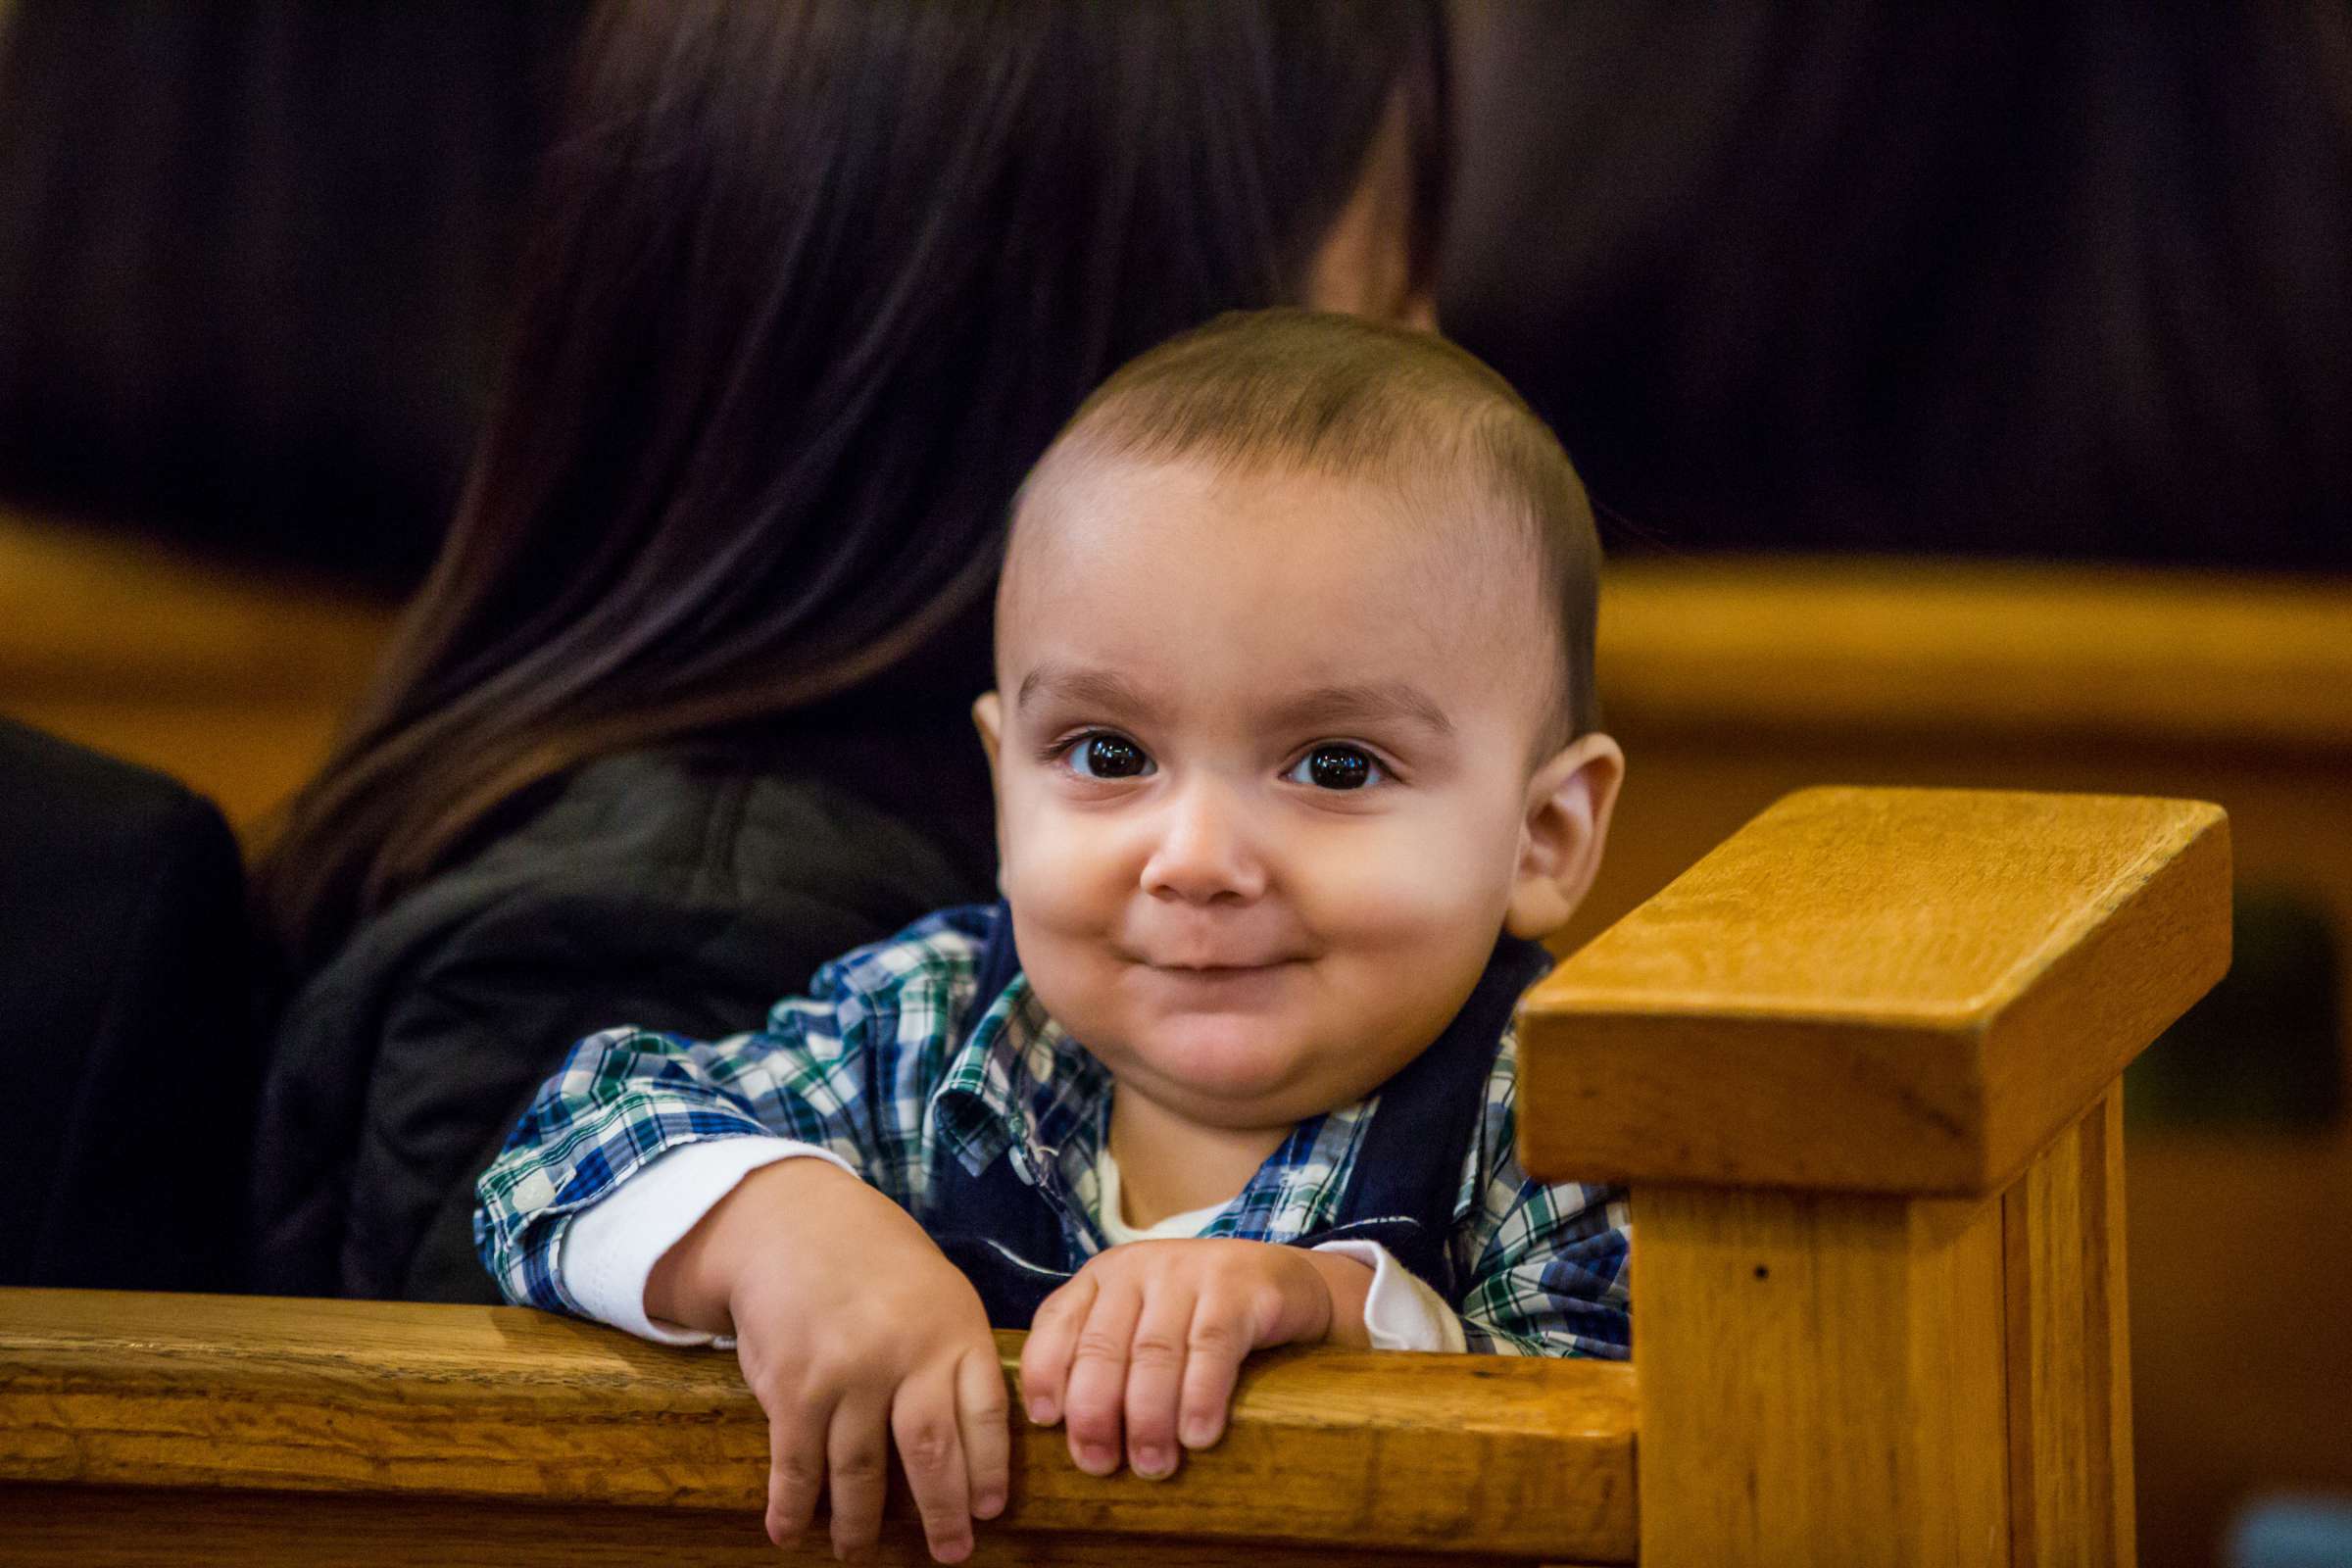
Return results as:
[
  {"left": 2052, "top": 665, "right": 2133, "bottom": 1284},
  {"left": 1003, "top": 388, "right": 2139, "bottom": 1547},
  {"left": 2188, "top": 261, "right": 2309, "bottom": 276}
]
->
[
  {"left": 1310, "top": 1239, "right": 1469, "bottom": 1352},
  {"left": 1449, "top": 1049, "right": 1633, "bottom": 1359},
  {"left": 563, "top": 1137, "right": 853, "bottom": 1345},
  {"left": 472, "top": 916, "right": 978, "bottom": 1314}
]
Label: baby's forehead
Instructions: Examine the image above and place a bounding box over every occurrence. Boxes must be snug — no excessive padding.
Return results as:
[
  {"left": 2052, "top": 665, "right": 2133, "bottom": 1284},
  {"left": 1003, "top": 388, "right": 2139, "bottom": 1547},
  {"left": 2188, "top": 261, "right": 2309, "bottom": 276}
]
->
[
  {"left": 1006, "top": 442, "right": 1540, "bottom": 602},
  {"left": 1001, "top": 446, "right": 1564, "bottom": 715}
]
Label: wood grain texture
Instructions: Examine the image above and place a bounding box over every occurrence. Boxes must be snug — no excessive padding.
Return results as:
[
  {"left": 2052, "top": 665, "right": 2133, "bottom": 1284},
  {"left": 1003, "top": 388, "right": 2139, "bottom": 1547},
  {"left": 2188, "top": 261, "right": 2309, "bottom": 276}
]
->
[
  {"left": 1628, "top": 1184, "right": 2011, "bottom": 1566},
  {"left": 0, "top": 1483, "right": 1554, "bottom": 1568},
  {"left": 1597, "top": 557, "right": 2352, "bottom": 755},
  {"left": 0, "top": 1289, "right": 1638, "bottom": 1563},
  {"left": 1519, "top": 786, "right": 2230, "bottom": 1196},
  {"left": 2004, "top": 1087, "right": 2135, "bottom": 1568}
]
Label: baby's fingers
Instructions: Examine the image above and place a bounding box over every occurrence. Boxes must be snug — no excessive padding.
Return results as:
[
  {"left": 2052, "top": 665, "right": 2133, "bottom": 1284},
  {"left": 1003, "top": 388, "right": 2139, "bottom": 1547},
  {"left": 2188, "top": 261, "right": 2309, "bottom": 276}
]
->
[
  {"left": 760, "top": 1385, "right": 833, "bottom": 1549},
  {"left": 1176, "top": 1293, "right": 1254, "bottom": 1453},
  {"left": 826, "top": 1392, "right": 893, "bottom": 1562},
  {"left": 1017, "top": 1274, "right": 1098, "bottom": 1428},
  {"left": 956, "top": 1346, "right": 1012, "bottom": 1522},
  {"left": 1121, "top": 1286, "right": 1198, "bottom": 1480},
  {"left": 1060, "top": 1279, "right": 1143, "bottom": 1477},
  {"left": 892, "top": 1370, "right": 974, "bottom": 1564}
]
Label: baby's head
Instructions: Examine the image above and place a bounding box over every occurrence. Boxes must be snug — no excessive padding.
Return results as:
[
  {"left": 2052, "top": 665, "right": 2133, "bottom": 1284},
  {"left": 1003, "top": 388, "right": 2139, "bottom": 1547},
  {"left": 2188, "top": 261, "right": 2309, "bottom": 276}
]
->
[{"left": 974, "top": 309, "right": 1619, "bottom": 1136}]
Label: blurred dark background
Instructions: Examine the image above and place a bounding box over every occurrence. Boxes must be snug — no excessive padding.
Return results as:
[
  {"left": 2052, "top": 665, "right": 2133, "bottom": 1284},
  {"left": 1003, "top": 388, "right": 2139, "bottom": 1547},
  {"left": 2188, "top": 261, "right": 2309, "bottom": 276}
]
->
[
  {"left": 1445, "top": 3, "right": 2352, "bottom": 568},
  {"left": 0, "top": 0, "right": 573, "bottom": 590},
  {"left": 4, "top": 1, "right": 2348, "bottom": 587}
]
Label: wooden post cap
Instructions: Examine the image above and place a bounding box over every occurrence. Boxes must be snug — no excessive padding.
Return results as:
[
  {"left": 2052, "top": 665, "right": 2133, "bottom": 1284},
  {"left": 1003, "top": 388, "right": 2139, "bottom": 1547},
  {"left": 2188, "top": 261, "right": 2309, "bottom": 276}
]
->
[{"left": 1518, "top": 787, "right": 2230, "bottom": 1196}]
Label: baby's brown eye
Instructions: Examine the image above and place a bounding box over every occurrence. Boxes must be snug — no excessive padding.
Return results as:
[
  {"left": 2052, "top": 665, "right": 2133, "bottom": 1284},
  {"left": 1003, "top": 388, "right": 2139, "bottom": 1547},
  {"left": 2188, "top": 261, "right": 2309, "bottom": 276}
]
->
[
  {"left": 1293, "top": 744, "right": 1378, "bottom": 791},
  {"left": 1069, "top": 733, "right": 1152, "bottom": 779}
]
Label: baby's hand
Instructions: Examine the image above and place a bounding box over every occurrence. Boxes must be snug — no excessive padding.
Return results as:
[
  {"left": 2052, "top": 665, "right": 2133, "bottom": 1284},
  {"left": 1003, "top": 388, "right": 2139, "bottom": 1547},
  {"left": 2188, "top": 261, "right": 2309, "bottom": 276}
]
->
[
  {"left": 1016, "top": 1239, "right": 1371, "bottom": 1481},
  {"left": 649, "top": 1160, "right": 1006, "bottom": 1563}
]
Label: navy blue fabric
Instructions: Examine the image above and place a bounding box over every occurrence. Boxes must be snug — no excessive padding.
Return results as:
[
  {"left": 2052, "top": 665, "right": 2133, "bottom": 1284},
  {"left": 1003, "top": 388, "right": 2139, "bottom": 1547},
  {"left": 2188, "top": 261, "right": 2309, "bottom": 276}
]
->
[{"left": 929, "top": 902, "right": 1551, "bottom": 1329}]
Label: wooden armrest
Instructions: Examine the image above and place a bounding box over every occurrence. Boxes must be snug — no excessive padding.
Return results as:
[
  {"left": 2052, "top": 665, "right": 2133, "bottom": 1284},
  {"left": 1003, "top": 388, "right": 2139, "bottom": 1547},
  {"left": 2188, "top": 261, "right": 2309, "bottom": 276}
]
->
[
  {"left": 0, "top": 1289, "right": 1637, "bottom": 1565},
  {"left": 1519, "top": 785, "right": 2231, "bottom": 1195}
]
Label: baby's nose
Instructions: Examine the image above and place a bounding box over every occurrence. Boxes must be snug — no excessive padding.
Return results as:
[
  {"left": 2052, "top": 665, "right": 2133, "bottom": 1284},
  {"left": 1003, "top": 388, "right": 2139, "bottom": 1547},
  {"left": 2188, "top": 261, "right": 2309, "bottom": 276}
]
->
[{"left": 1138, "top": 781, "right": 1267, "bottom": 905}]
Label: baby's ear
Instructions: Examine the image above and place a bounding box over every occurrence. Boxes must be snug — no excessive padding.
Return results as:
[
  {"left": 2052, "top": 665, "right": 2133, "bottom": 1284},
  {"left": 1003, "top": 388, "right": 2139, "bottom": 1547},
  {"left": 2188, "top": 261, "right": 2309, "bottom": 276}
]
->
[
  {"left": 1505, "top": 733, "right": 1624, "bottom": 941},
  {"left": 971, "top": 691, "right": 1004, "bottom": 774},
  {"left": 971, "top": 692, "right": 1011, "bottom": 893}
]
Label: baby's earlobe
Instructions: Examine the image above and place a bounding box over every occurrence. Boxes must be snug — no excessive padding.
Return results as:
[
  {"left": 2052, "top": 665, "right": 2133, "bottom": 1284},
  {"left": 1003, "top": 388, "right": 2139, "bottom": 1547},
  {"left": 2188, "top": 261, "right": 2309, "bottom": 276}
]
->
[
  {"left": 1504, "top": 879, "right": 1577, "bottom": 941},
  {"left": 1507, "top": 733, "right": 1625, "bottom": 941}
]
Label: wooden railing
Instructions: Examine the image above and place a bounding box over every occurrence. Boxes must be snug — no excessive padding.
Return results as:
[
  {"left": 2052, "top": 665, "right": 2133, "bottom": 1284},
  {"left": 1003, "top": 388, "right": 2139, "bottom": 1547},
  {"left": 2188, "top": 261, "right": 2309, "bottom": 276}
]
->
[
  {"left": 0, "top": 1292, "right": 1637, "bottom": 1566},
  {"left": 0, "top": 785, "right": 2229, "bottom": 1564}
]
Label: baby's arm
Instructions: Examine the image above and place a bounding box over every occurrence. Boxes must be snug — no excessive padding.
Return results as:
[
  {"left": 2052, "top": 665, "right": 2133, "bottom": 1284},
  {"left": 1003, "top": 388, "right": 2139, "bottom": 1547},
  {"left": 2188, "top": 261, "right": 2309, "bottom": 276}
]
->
[
  {"left": 473, "top": 1010, "right": 879, "bottom": 1313},
  {"left": 473, "top": 920, "right": 1007, "bottom": 1563},
  {"left": 647, "top": 1154, "right": 1006, "bottom": 1565}
]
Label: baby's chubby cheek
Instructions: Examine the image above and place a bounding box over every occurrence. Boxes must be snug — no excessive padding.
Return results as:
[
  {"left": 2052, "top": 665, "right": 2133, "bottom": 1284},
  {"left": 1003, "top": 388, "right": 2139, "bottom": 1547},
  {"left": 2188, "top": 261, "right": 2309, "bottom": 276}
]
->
[
  {"left": 1287, "top": 822, "right": 1513, "bottom": 966},
  {"left": 995, "top": 808, "right": 1140, "bottom": 964}
]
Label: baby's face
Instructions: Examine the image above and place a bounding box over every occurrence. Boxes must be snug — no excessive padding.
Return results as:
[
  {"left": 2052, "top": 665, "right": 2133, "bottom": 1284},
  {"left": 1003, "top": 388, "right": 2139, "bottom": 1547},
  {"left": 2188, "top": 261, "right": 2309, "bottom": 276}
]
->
[{"left": 979, "top": 452, "right": 1613, "bottom": 1136}]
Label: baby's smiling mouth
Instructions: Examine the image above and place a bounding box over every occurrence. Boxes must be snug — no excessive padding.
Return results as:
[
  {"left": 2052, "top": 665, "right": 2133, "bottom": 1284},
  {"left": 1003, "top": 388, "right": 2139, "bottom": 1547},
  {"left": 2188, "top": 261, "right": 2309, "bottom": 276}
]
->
[{"left": 1121, "top": 951, "right": 1311, "bottom": 977}]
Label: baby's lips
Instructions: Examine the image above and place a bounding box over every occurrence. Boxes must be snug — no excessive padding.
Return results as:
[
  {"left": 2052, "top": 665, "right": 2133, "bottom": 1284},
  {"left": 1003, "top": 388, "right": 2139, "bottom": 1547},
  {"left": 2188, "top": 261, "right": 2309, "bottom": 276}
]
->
[{"left": 1124, "top": 946, "right": 1312, "bottom": 972}]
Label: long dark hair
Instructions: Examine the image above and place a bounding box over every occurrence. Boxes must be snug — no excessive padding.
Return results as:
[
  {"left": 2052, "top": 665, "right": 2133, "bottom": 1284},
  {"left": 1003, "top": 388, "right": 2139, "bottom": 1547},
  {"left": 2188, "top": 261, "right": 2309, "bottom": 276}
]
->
[{"left": 260, "top": 0, "right": 1447, "bottom": 974}]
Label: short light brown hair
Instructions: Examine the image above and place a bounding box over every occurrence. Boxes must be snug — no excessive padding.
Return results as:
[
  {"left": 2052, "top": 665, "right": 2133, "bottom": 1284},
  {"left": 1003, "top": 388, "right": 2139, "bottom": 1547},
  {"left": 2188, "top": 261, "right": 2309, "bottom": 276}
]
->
[{"left": 1029, "top": 308, "right": 1600, "bottom": 743}]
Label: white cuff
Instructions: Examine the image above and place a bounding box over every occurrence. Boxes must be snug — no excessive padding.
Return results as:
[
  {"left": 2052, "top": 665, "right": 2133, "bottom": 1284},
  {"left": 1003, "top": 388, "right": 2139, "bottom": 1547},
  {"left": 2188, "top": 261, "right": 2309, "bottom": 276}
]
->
[
  {"left": 562, "top": 1137, "right": 856, "bottom": 1347},
  {"left": 1310, "top": 1239, "right": 1469, "bottom": 1353}
]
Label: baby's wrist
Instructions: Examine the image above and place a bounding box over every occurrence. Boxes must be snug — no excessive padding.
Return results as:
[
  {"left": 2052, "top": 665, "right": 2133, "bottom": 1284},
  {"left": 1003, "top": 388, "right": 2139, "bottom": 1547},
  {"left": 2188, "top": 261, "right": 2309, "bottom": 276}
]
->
[
  {"left": 649, "top": 1156, "right": 865, "bottom": 1332},
  {"left": 1293, "top": 1245, "right": 1375, "bottom": 1350}
]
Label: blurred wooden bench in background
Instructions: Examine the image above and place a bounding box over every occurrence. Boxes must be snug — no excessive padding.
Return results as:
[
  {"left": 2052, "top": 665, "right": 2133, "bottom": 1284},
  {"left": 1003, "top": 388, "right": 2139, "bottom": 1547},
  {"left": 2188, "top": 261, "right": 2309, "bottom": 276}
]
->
[
  {"left": 1, "top": 786, "right": 2229, "bottom": 1563},
  {"left": 0, "top": 510, "right": 390, "bottom": 831},
  {"left": 1576, "top": 558, "right": 2352, "bottom": 1563}
]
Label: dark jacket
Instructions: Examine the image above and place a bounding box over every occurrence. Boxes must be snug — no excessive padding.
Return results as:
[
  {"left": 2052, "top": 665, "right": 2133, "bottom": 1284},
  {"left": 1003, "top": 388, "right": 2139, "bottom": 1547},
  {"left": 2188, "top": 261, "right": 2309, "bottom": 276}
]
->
[
  {"left": 250, "top": 723, "right": 995, "bottom": 1301},
  {"left": 0, "top": 719, "right": 258, "bottom": 1291}
]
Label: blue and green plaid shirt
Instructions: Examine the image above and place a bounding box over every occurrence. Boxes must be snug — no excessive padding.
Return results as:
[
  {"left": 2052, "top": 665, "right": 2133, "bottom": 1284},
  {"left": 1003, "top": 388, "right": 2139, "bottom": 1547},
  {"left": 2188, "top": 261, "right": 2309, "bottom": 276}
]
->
[{"left": 475, "top": 906, "right": 1630, "bottom": 1356}]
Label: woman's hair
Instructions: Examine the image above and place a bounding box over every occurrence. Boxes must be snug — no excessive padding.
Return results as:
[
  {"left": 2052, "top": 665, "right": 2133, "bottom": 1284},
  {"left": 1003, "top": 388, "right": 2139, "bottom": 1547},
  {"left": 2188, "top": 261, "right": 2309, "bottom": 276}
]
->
[{"left": 260, "top": 0, "right": 1447, "bottom": 974}]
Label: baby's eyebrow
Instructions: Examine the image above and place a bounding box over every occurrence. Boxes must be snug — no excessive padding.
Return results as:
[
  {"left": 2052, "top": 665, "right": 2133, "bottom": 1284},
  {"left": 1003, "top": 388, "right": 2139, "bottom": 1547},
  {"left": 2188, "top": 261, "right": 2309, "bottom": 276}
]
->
[
  {"left": 1264, "top": 682, "right": 1454, "bottom": 738},
  {"left": 1015, "top": 662, "right": 1156, "bottom": 716}
]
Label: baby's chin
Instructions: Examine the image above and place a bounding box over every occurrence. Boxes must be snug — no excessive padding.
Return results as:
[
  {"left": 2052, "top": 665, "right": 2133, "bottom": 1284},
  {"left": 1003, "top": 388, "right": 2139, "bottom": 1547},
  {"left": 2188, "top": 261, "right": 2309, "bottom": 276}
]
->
[{"left": 1085, "top": 1008, "right": 1359, "bottom": 1126}]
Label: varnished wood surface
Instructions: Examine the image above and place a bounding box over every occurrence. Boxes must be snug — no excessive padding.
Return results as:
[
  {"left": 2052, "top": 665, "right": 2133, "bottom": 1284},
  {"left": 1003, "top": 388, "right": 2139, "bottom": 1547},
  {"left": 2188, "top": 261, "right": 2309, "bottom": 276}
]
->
[
  {"left": 0, "top": 1289, "right": 1639, "bottom": 1563},
  {"left": 0, "top": 1484, "right": 1555, "bottom": 1567},
  {"left": 1627, "top": 1090, "right": 2139, "bottom": 1566},
  {"left": 2002, "top": 1087, "right": 2135, "bottom": 1567},
  {"left": 1519, "top": 786, "right": 2230, "bottom": 1197},
  {"left": 1598, "top": 557, "right": 2352, "bottom": 755},
  {"left": 1630, "top": 1185, "right": 2011, "bottom": 1565}
]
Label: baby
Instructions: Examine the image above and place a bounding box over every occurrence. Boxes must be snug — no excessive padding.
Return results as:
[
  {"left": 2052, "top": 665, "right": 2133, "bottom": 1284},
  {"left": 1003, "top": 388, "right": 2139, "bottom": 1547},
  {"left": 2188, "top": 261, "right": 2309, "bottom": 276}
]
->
[{"left": 476, "top": 309, "right": 1628, "bottom": 1564}]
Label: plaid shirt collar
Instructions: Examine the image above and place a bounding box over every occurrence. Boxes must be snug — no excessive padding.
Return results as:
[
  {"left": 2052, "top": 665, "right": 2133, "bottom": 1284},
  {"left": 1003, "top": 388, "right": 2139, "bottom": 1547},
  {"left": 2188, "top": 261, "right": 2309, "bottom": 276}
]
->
[{"left": 930, "top": 972, "right": 1376, "bottom": 1248}]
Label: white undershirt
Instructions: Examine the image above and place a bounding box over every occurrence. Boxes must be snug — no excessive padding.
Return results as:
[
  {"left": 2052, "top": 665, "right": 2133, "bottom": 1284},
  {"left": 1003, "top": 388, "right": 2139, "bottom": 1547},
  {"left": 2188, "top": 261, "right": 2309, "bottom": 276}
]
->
[
  {"left": 562, "top": 1137, "right": 1466, "bottom": 1353},
  {"left": 1090, "top": 1139, "right": 1226, "bottom": 1244}
]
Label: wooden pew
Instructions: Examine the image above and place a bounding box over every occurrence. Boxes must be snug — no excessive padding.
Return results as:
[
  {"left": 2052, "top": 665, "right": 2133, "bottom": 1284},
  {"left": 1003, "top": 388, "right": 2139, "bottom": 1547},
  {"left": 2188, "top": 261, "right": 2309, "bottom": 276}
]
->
[
  {"left": 0, "top": 786, "right": 2228, "bottom": 1564},
  {"left": 1578, "top": 557, "right": 2352, "bottom": 1560}
]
